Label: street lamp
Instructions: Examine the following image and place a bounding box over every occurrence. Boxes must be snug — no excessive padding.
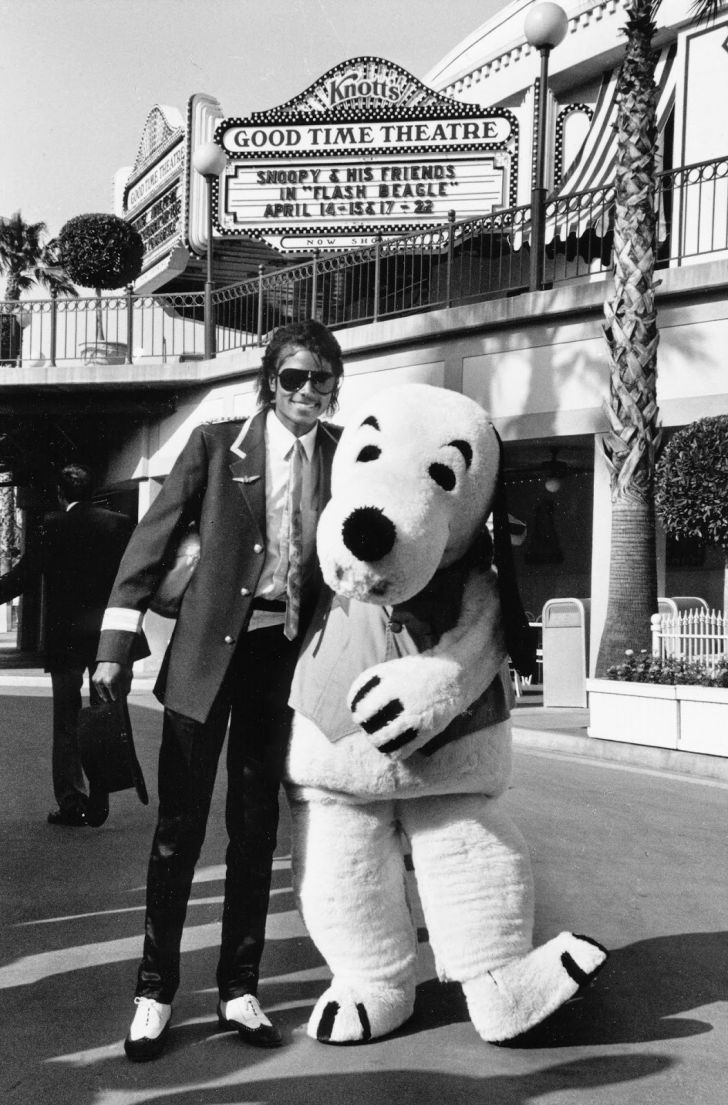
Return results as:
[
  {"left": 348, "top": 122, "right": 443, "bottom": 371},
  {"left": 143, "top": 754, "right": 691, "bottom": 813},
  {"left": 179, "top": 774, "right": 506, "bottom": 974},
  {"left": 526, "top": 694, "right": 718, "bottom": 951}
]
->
[
  {"left": 192, "top": 141, "right": 227, "bottom": 359},
  {"left": 524, "top": 1, "right": 568, "bottom": 291}
]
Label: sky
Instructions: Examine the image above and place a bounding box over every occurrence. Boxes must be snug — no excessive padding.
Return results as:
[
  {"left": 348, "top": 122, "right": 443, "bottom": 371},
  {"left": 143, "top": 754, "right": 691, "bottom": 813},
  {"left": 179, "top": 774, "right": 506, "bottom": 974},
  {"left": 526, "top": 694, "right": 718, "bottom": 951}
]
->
[{"left": 0, "top": 0, "right": 507, "bottom": 240}]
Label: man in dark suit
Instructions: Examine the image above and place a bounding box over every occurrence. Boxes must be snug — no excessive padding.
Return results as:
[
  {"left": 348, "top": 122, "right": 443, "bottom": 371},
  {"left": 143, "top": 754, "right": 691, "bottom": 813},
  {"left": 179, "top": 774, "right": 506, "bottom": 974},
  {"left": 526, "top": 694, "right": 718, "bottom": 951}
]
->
[
  {"left": 93, "top": 319, "right": 343, "bottom": 1062},
  {"left": 0, "top": 464, "right": 135, "bottom": 826}
]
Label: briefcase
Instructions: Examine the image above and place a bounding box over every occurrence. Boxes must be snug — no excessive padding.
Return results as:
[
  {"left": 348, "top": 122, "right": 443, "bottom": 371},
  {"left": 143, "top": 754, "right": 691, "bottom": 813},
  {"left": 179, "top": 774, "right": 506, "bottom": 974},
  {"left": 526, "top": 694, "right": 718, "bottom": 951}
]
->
[{"left": 78, "top": 696, "right": 149, "bottom": 826}]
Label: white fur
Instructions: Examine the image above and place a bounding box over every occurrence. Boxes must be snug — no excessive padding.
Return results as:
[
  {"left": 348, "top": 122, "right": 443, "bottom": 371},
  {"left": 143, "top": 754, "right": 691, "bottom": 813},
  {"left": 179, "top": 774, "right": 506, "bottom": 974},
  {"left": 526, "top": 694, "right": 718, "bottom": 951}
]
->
[
  {"left": 286, "top": 715, "right": 512, "bottom": 803},
  {"left": 285, "top": 384, "right": 607, "bottom": 1045}
]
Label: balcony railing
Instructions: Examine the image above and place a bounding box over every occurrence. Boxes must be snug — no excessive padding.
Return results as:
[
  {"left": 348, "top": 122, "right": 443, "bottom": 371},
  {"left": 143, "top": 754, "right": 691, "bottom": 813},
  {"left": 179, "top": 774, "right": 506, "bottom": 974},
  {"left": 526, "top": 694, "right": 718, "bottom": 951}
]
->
[{"left": 2, "top": 155, "right": 726, "bottom": 368}]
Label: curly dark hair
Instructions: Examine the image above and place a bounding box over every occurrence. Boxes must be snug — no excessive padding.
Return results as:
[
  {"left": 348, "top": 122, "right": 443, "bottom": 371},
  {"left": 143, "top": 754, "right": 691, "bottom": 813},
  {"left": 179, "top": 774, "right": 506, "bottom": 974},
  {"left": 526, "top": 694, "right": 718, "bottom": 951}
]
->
[
  {"left": 256, "top": 319, "right": 344, "bottom": 413},
  {"left": 57, "top": 463, "right": 93, "bottom": 502}
]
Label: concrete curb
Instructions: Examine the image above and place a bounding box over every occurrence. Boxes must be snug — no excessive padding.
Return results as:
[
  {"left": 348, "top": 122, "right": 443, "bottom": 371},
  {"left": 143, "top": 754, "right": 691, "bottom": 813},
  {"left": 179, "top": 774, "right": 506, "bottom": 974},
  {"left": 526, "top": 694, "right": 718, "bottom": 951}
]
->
[
  {"left": 513, "top": 725, "right": 728, "bottom": 785},
  {"left": 0, "top": 673, "right": 158, "bottom": 694}
]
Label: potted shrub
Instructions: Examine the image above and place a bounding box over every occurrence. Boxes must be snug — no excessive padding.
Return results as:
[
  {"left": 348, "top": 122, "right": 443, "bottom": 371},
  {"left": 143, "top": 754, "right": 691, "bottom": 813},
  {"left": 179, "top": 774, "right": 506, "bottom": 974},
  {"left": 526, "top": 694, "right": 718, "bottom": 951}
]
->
[{"left": 58, "top": 213, "right": 143, "bottom": 364}]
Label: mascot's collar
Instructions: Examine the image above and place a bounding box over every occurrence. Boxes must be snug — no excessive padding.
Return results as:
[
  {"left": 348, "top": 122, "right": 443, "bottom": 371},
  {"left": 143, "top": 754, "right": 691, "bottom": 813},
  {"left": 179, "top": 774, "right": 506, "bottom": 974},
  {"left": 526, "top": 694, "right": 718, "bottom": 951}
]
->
[{"left": 389, "top": 538, "right": 489, "bottom": 651}]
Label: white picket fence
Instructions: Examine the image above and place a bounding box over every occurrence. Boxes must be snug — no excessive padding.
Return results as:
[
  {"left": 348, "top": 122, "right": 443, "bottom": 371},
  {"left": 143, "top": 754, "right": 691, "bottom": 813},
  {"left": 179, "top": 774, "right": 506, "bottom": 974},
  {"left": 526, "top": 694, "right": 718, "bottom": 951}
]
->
[{"left": 651, "top": 609, "right": 727, "bottom": 670}]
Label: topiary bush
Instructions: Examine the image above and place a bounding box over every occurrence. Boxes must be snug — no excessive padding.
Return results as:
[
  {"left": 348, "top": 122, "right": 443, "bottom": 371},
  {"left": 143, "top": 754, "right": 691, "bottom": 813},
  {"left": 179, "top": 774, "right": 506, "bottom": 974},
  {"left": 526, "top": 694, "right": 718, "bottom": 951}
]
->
[
  {"left": 58, "top": 213, "right": 143, "bottom": 292},
  {"left": 655, "top": 415, "right": 728, "bottom": 610}
]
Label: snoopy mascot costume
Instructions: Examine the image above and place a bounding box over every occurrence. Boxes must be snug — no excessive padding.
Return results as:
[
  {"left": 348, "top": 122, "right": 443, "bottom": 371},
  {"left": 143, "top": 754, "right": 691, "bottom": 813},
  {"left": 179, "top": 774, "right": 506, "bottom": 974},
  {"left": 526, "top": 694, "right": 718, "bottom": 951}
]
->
[{"left": 285, "top": 383, "right": 607, "bottom": 1045}]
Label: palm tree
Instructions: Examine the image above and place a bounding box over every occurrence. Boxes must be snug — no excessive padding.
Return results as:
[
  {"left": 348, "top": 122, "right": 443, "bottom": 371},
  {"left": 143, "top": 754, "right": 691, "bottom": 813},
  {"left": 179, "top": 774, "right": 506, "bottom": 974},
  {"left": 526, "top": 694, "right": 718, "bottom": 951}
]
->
[
  {"left": 595, "top": 0, "right": 717, "bottom": 674},
  {"left": 0, "top": 212, "right": 77, "bottom": 365},
  {"left": 36, "top": 238, "right": 79, "bottom": 299},
  {"left": 0, "top": 212, "right": 76, "bottom": 300},
  {"left": 0, "top": 212, "right": 47, "bottom": 300}
]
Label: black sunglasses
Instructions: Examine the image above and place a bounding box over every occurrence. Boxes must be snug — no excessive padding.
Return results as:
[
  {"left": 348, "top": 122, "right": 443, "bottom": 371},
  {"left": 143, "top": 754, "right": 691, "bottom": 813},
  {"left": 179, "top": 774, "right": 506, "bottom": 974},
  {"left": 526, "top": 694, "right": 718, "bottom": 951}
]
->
[{"left": 277, "top": 367, "right": 336, "bottom": 395}]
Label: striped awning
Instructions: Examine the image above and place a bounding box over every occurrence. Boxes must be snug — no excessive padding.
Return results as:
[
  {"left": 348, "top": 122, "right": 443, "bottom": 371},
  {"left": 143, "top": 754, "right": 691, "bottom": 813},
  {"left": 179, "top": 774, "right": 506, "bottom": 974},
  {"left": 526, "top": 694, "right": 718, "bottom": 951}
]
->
[
  {"left": 545, "top": 43, "right": 677, "bottom": 244},
  {"left": 508, "top": 45, "right": 676, "bottom": 255},
  {"left": 559, "top": 43, "right": 677, "bottom": 196}
]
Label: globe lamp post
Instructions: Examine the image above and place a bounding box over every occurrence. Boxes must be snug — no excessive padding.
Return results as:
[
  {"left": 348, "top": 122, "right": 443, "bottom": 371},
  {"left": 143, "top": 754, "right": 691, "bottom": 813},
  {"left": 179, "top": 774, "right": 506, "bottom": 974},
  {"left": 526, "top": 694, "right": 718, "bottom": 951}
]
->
[
  {"left": 524, "top": 2, "right": 568, "bottom": 291},
  {"left": 192, "top": 141, "right": 227, "bottom": 359}
]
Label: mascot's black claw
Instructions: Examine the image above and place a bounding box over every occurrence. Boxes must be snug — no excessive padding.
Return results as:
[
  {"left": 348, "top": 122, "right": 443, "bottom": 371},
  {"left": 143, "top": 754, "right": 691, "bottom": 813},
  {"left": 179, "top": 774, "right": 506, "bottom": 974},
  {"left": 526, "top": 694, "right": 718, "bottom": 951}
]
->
[
  {"left": 350, "top": 675, "right": 380, "bottom": 711},
  {"left": 356, "top": 1002, "right": 372, "bottom": 1041},
  {"left": 359, "top": 699, "right": 404, "bottom": 734},
  {"left": 315, "top": 1000, "right": 372, "bottom": 1044},
  {"left": 316, "top": 1001, "right": 339, "bottom": 1041},
  {"left": 380, "top": 726, "right": 419, "bottom": 753}
]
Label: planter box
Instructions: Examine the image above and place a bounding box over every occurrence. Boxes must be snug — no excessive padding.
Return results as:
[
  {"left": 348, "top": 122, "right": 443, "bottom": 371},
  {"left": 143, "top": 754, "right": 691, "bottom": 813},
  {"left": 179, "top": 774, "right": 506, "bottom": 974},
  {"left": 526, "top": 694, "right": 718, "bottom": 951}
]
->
[
  {"left": 79, "top": 341, "right": 127, "bottom": 366},
  {"left": 587, "top": 679, "right": 679, "bottom": 749},
  {"left": 587, "top": 678, "right": 728, "bottom": 757},
  {"left": 676, "top": 685, "right": 728, "bottom": 756}
]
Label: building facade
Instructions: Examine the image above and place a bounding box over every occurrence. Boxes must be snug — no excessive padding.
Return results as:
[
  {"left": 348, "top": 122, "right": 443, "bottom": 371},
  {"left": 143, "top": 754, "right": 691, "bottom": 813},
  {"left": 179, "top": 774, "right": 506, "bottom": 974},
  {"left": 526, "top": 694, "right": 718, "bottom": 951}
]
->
[{"left": 4, "top": 0, "right": 728, "bottom": 672}]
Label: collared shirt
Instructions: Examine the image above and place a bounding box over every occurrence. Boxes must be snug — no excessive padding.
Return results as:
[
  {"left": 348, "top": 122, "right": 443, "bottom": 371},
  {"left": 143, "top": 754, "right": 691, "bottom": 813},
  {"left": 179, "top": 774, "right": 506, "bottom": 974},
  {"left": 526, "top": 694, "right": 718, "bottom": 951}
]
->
[{"left": 248, "top": 410, "right": 321, "bottom": 630}]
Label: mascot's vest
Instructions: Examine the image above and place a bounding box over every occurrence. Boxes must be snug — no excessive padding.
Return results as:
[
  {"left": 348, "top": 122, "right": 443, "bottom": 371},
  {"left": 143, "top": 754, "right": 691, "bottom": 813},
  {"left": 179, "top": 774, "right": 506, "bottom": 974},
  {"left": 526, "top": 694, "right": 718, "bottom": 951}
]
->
[{"left": 290, "top": 554, "right": 511, "bottom": 751}]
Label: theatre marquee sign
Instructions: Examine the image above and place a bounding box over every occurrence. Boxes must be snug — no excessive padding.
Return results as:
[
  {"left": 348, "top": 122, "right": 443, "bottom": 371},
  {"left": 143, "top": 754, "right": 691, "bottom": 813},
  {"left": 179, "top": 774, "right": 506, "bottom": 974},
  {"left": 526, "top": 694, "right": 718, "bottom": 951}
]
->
[{"left": 214, "top": 57, "right": 518, "bottom": 252}]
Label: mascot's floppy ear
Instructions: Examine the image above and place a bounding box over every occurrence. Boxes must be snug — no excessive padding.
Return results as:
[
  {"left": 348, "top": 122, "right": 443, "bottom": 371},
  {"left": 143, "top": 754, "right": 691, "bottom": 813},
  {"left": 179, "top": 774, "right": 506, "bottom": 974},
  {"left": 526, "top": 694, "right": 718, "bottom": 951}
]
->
[{"left": 490, "top": 431, "right": 538, "bottom": 680}]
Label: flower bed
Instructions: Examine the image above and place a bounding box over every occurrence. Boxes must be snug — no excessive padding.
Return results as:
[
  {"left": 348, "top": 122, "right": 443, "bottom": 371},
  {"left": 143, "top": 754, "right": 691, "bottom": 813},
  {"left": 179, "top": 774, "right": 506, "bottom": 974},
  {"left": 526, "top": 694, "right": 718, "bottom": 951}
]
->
[{"left": 606, "top": 651, "right": 728, "bottom": 687}]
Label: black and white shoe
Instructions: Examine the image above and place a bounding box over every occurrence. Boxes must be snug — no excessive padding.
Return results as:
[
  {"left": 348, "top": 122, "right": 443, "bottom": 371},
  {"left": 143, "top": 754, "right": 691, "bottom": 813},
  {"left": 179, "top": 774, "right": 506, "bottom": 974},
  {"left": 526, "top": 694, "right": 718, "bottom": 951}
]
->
[
  {"left": 124, "top": 996, "right": 172, "bottom": 1061},
  {"left": 217, "top": 994, "right": 283, "bottom": 1048},
  {"left": 47, "top": 805, "right": 87, "bottom": 827}
]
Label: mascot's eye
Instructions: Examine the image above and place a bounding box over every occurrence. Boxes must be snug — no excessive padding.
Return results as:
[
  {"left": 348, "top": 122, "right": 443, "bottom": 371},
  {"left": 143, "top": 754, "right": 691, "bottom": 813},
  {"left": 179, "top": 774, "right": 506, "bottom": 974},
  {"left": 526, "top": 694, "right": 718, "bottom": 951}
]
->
[
  {"left": 361, "top": 415, "right": 380, "bottom": 430},
  {"left": 449, "top": 439, "right": 473, "bottom": 468},
  {"left": 429, "top": 463, "right": 456, "bottom": 491},
  {"left": 357, "top": 445, "right": 381, "bottom": 463}
]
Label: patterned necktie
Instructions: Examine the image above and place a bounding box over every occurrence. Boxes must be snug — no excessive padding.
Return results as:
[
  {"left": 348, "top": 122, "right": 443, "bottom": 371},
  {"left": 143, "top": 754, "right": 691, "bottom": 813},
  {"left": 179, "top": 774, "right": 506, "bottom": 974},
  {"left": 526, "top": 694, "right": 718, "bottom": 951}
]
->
[{"left": 284, "top": 439, "right": 304, "bottom": 641}]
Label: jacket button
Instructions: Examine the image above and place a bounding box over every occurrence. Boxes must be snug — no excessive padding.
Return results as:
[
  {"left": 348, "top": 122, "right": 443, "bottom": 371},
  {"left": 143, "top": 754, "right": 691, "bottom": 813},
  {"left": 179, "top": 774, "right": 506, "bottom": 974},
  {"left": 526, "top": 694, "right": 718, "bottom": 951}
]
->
[
  {"left": 224, "top": 635, "right": 235, "bottom": 644},
  {"left": 253, "top": 543, "right": 263, "bottom": 554},
  {"left": 240, "top": 587, "right": 250, "bottom": 596}
]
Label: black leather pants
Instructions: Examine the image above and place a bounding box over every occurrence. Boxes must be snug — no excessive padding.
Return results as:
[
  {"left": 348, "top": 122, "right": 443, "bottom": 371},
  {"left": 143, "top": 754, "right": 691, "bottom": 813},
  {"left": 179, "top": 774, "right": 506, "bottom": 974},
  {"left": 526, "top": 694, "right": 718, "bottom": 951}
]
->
[{"left": 135, "top": 626, "right": 298, "bottom": 1004}]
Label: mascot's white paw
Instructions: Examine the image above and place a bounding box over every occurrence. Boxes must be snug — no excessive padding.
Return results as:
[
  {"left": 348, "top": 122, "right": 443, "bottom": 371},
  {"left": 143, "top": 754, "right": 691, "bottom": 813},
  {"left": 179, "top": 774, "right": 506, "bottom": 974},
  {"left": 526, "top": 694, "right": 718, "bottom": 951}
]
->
[
  {"left": 462, "top": 932, "right": 608, "bottom": 1043},
  {"left": 348, "top": 657, "right": 448, "bottom": 759},
  {"left": 308, "top": 979, "right": 415, "bottom": 1044}
]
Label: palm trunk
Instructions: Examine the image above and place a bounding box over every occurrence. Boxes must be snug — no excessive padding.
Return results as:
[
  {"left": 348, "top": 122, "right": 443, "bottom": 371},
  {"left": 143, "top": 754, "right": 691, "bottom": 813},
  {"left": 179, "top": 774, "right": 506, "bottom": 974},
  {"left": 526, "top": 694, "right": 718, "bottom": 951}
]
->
[
  {"left": 2, "top": 277, "right": 22, "bottom": 366},
  {"left": 598, "top": 498, "right": 657, "bottom": 666},
  {"left": 595, "top": 0, "right": 661, "bottom": 675},
  {"left": 0, "top": 482, "right": 17, "bottom": 576}
]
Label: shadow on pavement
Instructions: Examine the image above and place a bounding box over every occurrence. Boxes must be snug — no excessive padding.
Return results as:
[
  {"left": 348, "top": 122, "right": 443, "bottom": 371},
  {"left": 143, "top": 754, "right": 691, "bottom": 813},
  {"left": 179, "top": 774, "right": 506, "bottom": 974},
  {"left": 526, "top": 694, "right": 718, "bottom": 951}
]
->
[{"left": 40, "top": 1054, "right": 674, "bottom": 1105}]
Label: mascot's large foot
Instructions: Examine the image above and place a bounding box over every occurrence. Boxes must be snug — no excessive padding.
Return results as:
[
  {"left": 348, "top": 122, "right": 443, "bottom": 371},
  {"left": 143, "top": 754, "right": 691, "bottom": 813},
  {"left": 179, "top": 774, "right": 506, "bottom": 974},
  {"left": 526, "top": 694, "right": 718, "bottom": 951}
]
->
[
  {"left": 462, "top": 932, "right": 608, "bottom": 1043},
  {"left": 308, "top": 980, "right": 415, "bottom": 1044}
]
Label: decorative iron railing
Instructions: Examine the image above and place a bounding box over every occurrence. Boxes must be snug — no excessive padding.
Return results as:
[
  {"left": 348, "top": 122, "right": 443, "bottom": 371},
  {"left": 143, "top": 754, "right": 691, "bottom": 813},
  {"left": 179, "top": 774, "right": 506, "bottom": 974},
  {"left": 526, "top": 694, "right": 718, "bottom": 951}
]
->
[{"left": 1, "top": 154, "right": 726, "bottom": 368}]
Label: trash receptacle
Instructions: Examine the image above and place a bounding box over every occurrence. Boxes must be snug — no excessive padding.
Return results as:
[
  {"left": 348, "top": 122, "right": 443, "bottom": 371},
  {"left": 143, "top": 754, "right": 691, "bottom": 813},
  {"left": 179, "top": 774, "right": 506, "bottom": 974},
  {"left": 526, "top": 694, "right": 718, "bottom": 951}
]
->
[
  {"left": 541, "top": 598, "right": 591, "bottom": 708},
  {"left": 657, "top": 596, "right": 708, "bottom": 617}
]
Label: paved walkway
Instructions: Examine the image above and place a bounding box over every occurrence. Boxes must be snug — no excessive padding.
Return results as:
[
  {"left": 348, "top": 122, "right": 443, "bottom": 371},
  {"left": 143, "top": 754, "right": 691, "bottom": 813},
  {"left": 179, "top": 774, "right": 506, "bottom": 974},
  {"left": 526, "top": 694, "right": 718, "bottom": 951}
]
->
[{"left": 0, "top": 680, "right": 726, "bottom": 1105}]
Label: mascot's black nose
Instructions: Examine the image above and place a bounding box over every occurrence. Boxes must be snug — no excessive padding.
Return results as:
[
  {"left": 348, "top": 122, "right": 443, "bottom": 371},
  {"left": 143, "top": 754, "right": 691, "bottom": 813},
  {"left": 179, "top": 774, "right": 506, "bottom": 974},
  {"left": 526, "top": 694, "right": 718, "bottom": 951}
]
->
[{"left": 341, "top": 507, "right": 396, "bottom": 562}]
